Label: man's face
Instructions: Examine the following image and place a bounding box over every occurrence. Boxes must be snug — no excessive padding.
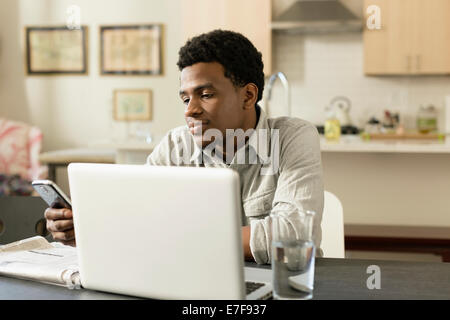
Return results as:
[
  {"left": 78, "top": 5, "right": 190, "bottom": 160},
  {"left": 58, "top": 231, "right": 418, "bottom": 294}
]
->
[{"left": 179, "top": 62, "right": 246, "bottom": 148}]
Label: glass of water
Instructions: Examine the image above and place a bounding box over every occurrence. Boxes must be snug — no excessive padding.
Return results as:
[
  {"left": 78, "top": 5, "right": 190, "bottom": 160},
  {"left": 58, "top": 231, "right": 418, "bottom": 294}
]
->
[{"left": 271, "top": 207, "right": 316, "bottom": 300}]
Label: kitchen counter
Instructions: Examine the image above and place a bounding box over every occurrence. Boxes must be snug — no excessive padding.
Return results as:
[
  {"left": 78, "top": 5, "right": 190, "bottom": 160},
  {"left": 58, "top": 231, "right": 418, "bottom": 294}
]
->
[
  {"left": 320, "top": 135, "right": 450, "bottom": 154},
  {"left": 86, "top": 135, "right": 450, "bottom": 160},
  {"left": 321, "top": 141, "right": 450, "bottom": 229}
]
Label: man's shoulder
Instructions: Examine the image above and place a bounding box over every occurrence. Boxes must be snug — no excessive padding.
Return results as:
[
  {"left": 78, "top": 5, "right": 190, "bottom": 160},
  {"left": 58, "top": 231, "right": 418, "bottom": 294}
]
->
[
  {"left": 147, "top": 125, "right": 195, "bottom": 166},
  {"left": 267, "top": 116, "right": 319, "bottom": 136},
  {"left": 166, "top": 125, "right": 191, "bottom": 138},
  {"left": 266, "top": 116, "right": 321, "bottom": 166},
  {"left": 162, "top": 125, "right": 193, "bottom": 145}
]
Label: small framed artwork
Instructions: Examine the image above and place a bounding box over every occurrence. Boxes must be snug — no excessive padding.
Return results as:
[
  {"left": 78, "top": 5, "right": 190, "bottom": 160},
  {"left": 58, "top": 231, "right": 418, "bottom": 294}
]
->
[
  {"left": 25, "top": 26, "right": 88, "bottom": 75},
  {"left": 113, "top": 89, "right": 152, "bottom": 121},
  {"left": 100, "top": 24, "right": 162, "bottom": 75}
]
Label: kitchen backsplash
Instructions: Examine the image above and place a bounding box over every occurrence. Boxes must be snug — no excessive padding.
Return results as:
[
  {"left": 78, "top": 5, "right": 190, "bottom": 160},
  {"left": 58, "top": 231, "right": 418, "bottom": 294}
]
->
[{"left": 266, "top": 32, "right": 450, "bottom": 132}]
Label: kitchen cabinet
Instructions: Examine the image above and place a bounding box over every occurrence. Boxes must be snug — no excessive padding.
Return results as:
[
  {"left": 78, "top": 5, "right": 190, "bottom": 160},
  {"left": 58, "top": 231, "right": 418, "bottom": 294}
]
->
[
  {"left": 180, "top": 0, "right": 272, "bottom": 75},
  {"left": 364, "top": 0, "right": 450, "bottom": 75},
  {"left": 411, "top": 0, "right": 450, "bottom": 74}
]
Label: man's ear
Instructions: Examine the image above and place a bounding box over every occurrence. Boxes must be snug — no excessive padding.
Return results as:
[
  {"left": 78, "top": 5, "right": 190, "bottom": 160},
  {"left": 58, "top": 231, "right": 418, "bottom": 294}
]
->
[{"left": 242, "top": 83, "right": 258, "bottom": 110}]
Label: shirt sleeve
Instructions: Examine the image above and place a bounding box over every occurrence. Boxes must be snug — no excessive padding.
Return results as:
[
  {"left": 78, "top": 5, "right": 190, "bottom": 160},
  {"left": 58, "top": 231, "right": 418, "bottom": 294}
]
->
[
  {"left": 146, "top": 133, "right": 173, "bottom": 166},
  {"left": 249, "top": 122, "right": 324, "bottom": 264}
]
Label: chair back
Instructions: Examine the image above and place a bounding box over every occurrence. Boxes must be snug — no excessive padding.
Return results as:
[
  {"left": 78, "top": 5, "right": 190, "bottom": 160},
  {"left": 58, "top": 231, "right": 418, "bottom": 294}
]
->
[{"left": 321, "top": 191, "right": 345, "bottom": 258}]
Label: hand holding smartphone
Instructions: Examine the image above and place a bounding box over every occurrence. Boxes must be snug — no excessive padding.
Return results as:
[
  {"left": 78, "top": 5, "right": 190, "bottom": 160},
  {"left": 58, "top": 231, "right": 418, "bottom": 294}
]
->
[
  {"left": 32, "top": 180, "right": 72, "bottom": 209},
  {"left": 33, "top": 180, "right": 75, "bottom": 245}
]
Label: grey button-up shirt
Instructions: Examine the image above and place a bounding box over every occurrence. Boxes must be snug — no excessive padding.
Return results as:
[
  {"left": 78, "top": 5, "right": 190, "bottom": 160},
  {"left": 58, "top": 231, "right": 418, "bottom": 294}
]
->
[{"left": 146, "top": 107, "right": 324, "bottom": 264}]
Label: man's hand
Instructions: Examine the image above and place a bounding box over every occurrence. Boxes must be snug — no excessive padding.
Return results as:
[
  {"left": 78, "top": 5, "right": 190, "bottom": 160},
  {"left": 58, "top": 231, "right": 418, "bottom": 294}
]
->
[{"left": 44, "top": 208, "right": 76, "bottom": 246}]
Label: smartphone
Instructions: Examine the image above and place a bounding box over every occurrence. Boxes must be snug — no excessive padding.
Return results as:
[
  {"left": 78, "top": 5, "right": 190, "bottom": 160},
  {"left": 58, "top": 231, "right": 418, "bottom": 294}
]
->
[{"left": 32, "top": 180, "right": 72, "bottom": 209}]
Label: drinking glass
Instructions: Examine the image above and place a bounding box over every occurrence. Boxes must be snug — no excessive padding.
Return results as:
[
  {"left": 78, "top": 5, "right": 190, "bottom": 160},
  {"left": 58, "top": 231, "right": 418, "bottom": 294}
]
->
[{"left": 271, "top": 208, "right": 316, "bottom": 300}]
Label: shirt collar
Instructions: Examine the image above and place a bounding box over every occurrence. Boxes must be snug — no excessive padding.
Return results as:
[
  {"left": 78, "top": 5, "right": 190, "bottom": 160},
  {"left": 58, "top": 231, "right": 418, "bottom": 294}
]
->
[
  {"left": 247, "top": 105, "right": 270, "bottom": 162},
  {"left": 190, "top": 105, "right": 271, "bottom": 165}
]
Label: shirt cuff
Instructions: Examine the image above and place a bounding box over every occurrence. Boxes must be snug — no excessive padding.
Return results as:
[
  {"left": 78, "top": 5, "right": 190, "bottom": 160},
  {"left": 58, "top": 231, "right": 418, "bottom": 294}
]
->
[{"left": 249, "top": 218, "right": 272, "bottom": 264}]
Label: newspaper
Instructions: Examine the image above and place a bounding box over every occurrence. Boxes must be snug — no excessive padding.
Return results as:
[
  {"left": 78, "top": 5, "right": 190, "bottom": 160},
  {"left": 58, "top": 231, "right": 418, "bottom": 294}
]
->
[{"left": 0, "top": 236, "right": 80, "bottom": 289}]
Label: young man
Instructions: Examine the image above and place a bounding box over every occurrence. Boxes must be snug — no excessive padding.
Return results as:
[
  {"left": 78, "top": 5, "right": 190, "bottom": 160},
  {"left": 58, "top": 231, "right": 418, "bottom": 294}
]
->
[{"left": 45, "top": 30, "right": 324, "bottom": 264}]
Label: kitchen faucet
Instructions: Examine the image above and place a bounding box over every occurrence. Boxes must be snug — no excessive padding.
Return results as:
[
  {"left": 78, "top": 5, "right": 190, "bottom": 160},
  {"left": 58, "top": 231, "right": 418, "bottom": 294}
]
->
[{"left": 265, "top": 71, "right": 291, "bottom": 117}]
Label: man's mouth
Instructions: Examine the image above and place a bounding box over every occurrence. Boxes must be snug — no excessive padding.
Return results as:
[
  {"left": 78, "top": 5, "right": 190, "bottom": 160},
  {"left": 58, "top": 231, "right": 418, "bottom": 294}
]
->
[{"left": 188, "top": 120, "right": 209, "bottom": 135}]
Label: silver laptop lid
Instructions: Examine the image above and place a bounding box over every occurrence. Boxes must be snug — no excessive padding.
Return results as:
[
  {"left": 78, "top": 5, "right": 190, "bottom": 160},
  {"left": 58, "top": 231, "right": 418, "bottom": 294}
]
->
[{"left": 68, "top": 163, "right": 245, "bottom": 299}]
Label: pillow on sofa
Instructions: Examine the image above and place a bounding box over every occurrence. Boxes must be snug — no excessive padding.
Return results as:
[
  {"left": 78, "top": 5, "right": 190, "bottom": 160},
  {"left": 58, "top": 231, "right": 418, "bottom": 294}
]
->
[{"left": 0, "top": 118, "right": 31, "bottom": 180}]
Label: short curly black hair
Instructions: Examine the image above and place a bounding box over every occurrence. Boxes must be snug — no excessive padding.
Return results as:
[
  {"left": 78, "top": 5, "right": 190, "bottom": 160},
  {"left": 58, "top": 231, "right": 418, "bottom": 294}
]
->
[{"left": 177, "top": 29, "right": 264, "bottom": 103}]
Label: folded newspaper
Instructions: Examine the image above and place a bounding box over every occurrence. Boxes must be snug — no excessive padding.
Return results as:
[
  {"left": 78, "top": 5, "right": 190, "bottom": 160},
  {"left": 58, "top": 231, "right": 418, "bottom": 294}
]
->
[{"left": 0, "top": 236, "right": 80, "bottom": 289}]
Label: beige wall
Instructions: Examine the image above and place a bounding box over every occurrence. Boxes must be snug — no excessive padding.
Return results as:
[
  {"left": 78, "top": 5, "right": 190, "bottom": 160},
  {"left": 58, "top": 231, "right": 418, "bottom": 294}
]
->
[
  {"left": 269, "top": 29, "right": 450, "bottom": 227},
  {"left": 4, "top": 0, "right": 449, "bottom": 150},
  {"left": 0, "top": 0, "right": 185, "bottom": 152},
  {"left": 269, "top": 0, "right": 450, "bottom": 131},
  {"left": 269, "top": 0, "right": 450, "bottom": 228},
  {"left": 2, "top": 0, "right": 450, "bottom": 227}
]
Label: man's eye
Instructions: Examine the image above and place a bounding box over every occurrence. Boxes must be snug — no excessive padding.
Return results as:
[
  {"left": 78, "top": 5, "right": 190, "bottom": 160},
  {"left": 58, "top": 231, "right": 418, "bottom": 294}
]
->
[
  {"left": 182, "top": 98, "right": 190, "bottom": 105},
  {"left": 201, "top": 93, "right": 213, "bottom": 99}
]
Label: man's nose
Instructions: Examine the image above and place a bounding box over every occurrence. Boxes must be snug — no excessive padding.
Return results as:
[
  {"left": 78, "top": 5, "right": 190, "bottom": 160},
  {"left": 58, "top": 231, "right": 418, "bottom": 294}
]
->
[{"left": 184, "top": 98, "right": 203, "bottom": 118}]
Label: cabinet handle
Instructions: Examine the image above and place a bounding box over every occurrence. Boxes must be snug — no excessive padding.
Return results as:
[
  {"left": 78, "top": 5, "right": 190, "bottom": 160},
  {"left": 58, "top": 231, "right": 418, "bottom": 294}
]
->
[
  {"left": 406, "top": 56, "right": 411, "bottom": 72},
  {"left": 416, "top": 55, "right": 421, "bottom": 72}
]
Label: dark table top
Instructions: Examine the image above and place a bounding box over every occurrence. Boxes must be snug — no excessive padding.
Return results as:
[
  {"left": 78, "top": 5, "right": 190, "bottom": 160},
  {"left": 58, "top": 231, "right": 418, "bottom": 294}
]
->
[{"left": 0, "top": 258, "right": 449, "bottom": 300}]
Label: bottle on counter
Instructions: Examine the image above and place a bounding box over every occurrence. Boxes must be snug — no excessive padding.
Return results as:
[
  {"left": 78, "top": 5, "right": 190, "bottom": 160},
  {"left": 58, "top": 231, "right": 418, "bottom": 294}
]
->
[
  {"left": 417, "top": 104, "right": 438, "bottom": 134},
  {"left": 324, "top": 106, "right": 341, "bottom": 141}
]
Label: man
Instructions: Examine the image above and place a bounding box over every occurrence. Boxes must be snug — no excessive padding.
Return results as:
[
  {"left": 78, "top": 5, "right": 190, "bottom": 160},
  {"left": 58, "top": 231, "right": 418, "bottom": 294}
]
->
[{"left": 45, "top": 30, "right": 324, "bottom": 264}]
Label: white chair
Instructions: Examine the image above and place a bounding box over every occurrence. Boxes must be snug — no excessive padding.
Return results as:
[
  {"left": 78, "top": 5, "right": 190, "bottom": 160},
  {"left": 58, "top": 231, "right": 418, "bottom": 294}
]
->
[{"left": 320, "top": 191, "right": 345, "bottom": 258}]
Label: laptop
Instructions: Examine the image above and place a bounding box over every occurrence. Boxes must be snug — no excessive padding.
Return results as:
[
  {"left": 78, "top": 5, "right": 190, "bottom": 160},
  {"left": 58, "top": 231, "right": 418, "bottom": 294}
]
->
[{"left": 67, "top": 163, "right": 272, "bottom": 300}]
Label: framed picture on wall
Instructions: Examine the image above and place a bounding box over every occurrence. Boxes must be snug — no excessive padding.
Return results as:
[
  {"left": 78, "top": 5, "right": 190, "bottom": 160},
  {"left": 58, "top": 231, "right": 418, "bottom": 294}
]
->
[
  {"left": 25, "top": 26, "right": 88, "bottom": 75},
  {"left": 100, "top": 24, "right": 162, "bottom": 75},
  {"left": 113, "top": 89, "right": 153, "bottom": 121}
]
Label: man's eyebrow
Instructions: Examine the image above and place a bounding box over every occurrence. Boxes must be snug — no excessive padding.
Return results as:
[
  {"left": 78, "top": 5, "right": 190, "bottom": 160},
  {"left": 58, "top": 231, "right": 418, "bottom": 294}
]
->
[{"left": 179, "top": 83, "right": 215, "bottom": 96}]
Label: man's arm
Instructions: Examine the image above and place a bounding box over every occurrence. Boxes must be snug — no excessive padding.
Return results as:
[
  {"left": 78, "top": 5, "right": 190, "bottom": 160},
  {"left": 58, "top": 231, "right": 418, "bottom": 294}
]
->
[{"left": 249, "top": 122, "right": 324, "bottom": 264}]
